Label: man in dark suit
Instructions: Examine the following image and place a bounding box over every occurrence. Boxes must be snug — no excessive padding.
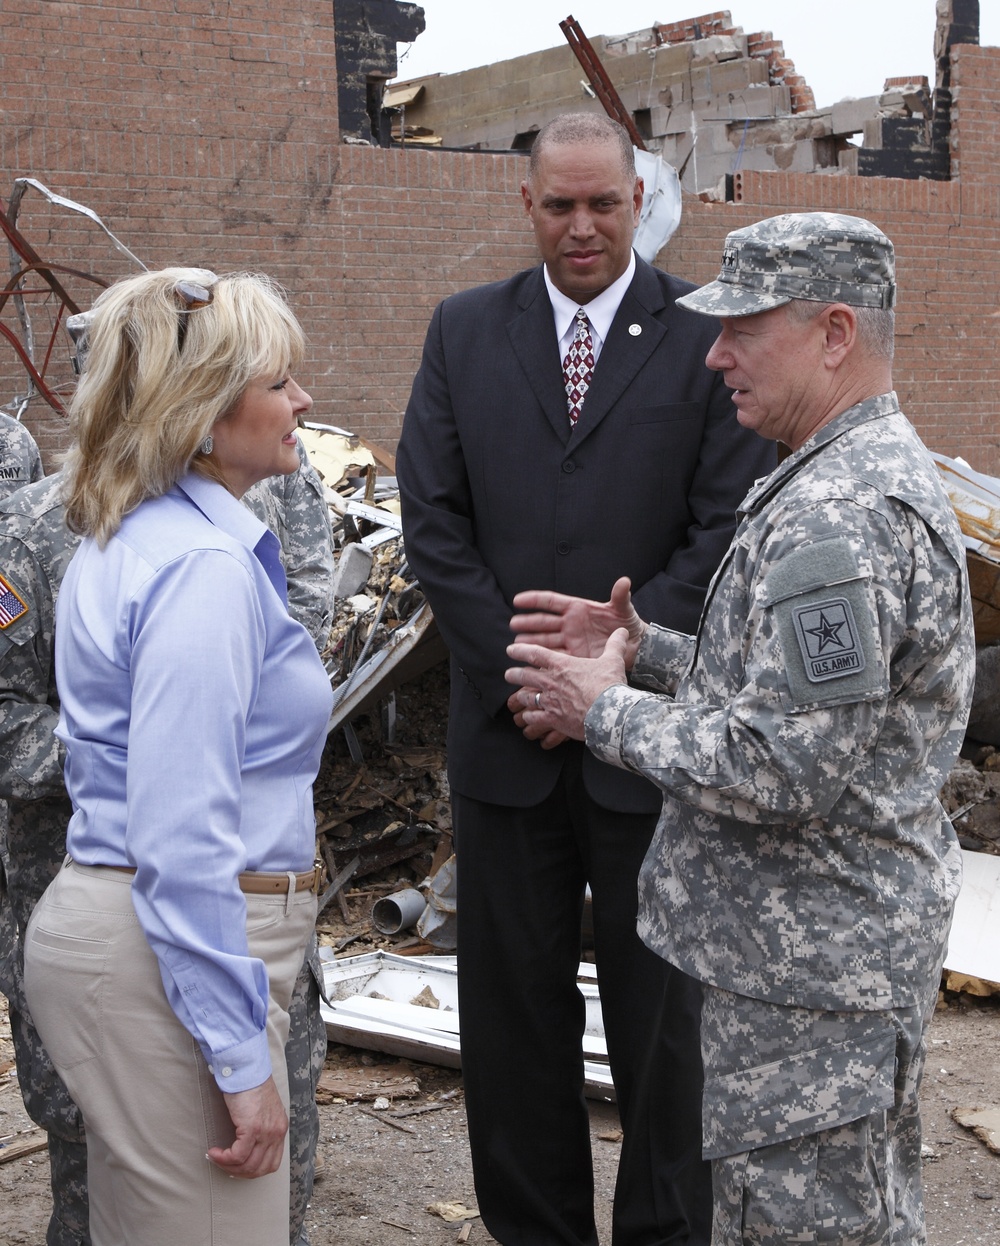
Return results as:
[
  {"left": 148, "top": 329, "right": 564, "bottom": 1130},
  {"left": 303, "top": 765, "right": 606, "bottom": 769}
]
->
[{"left": 396, "top": 113, "right": 774, "bottom": 1246}]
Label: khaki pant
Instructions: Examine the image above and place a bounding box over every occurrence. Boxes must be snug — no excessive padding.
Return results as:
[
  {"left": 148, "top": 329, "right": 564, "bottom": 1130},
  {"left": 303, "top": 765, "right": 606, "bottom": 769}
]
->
[{"left": 24, "top": 858, "right": 316, "bottom": 1246}]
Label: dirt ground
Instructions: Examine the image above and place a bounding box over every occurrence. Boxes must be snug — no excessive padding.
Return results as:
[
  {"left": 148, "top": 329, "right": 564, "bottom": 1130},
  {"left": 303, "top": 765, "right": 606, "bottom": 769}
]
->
[{"left": 1, "top": 985, "right": 998, "bottom": 1246}]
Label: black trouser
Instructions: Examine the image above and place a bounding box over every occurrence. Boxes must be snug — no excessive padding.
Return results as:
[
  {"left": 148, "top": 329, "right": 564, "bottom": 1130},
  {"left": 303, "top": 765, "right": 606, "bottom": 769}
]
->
[{"left": 453, "top": 745, "right": 711, "bottom": 1246}]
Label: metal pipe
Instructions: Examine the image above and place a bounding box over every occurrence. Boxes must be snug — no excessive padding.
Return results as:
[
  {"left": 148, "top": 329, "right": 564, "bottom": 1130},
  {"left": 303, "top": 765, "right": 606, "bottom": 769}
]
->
[
  {"left": 559, "top": 15, "right": 647, "bottom": 151},
  {"left": 371, "top": 888, "right": 426, "bottom": 935}
]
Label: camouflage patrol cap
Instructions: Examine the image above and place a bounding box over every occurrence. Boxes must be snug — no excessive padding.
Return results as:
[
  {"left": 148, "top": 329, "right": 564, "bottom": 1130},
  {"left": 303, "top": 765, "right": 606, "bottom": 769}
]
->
[{"left": 676, "top": 212, "right": 896, "bottom": 317}]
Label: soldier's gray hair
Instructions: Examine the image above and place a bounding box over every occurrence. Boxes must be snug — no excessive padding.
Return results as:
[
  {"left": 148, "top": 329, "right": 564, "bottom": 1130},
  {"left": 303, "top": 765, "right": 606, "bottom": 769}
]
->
[
  {"left": 527, "top": 113, "right": 636, "bottom": 183},
  {"left": 63, "top": 268, "right": 304, "bottom": 544},
  {"left": 785, "top": 299, "right": 895, "bottom": 361}
]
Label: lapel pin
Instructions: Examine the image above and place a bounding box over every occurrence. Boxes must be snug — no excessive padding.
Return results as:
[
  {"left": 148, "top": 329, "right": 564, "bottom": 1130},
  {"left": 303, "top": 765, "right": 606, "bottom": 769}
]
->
[{"left": 628, "top": 323, "right": 642, "bottom": 336}]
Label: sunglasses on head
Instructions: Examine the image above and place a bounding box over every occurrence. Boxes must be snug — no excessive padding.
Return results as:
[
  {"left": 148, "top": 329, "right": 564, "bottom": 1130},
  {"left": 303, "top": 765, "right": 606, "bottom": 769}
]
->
[{"left": 174, "top": 279, "right": 215, "bottom": 353}]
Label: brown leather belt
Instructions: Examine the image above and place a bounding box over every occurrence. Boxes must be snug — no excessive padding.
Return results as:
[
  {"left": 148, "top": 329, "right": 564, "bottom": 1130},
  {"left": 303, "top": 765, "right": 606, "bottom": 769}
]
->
[
  {"left": 93, "top": 861, "right": 324, "bottom": 896},
  {"left": 239, "top": 865, "right": 324, "bottom": 896}
]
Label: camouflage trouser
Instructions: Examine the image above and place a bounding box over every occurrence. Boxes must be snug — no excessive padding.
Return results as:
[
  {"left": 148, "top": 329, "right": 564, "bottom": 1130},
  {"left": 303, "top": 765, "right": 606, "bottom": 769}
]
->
[
  {"left": 700, "top": 979, "right": 940, "bottom": 1246},
  {"left": 287, "top": 936, "right": 328, "bottom": 1246},
  {"left": 2, "top": 800, "right": 328, "bottom": 1246},
  {"left": 1, "top": 799, "right": 89, "bottom": 1246}
]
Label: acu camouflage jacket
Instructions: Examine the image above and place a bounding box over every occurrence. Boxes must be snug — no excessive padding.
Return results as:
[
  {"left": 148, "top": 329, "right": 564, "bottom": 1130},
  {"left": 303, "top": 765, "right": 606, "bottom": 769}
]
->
[{"left": 586, "top": 393, "right": 975, "bottom": 1012}]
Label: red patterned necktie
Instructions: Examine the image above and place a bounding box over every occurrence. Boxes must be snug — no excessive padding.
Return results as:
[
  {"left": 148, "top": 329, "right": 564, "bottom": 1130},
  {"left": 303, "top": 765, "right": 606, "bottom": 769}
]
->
[{"left": 562, "top": 308, "right": 594, "bottom": 427}]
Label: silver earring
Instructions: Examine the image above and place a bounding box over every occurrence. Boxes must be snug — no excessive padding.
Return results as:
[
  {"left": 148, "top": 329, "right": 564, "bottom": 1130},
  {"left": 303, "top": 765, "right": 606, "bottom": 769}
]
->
[{"left": 200, "top": 434, "right": 214, "bottom": 455}]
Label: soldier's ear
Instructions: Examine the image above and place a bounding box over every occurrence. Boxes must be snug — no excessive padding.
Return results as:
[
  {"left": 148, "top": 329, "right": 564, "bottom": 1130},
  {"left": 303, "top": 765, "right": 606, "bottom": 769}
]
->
[{"left": 820, "top": 304, "right": 857, "bottom": 366}]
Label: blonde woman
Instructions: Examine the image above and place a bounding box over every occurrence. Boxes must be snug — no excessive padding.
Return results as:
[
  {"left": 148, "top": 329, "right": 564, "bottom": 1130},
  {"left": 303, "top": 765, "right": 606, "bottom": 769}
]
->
[{"left": 24, "top": 269, "right": 332, "bottom": 1245}]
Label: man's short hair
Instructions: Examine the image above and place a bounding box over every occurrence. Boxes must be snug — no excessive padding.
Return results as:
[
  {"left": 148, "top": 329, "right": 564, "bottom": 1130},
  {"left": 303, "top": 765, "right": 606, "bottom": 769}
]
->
[
  {"left": 785, "top": 299, "right": 895, "bottom": 361},
  {"left": 527, "top": 113, "right": 636, "bottom": 183}
]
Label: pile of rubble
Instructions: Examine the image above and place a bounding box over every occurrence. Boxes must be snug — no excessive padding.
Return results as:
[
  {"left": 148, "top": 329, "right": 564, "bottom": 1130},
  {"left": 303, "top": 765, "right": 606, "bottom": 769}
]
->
[
  {"left": 293, "top": 425, "right": 451, "bottom": 952},
  {"left": 300, "top": 432, "right": 1000, "bottom": 995},
  {"left": 386, "top": 6, "right": 957, "bottom": 192}
]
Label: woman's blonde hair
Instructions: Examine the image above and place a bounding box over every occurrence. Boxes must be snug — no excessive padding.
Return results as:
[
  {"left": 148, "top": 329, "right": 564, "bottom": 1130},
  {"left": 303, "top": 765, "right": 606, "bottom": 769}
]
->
[{"left": 63, "top": 267, "right": 305, "bottom": 544}]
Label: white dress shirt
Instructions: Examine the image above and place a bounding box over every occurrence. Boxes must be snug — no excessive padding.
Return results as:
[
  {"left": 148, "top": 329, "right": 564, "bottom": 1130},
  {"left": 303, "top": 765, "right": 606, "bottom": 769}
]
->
[{"left": 544, "top": 249, "right": 637, "bottom": 364}]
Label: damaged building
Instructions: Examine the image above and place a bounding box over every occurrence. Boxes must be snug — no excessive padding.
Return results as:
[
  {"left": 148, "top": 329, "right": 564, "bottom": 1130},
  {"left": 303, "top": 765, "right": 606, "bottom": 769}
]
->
[
  {"left": 385, "top": 6, "right": 972, "bottom": 193},
  {"left": 335, "top": 0, "right": 425, "bottom": 144},
  {"left": 1, "top": 0, "right": 999, "bottom": 475},
  {"left": 2, "top": 0, "right": 1000, "bottom": 1086}
]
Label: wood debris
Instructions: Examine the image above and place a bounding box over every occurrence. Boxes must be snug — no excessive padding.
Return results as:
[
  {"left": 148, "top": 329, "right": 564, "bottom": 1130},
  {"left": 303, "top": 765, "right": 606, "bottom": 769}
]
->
[
  {"left": 315, "top": 1062, "right": 421, "bottom": 1104},
  {"left": 358, "top": 1106, "right": 418, "bottom": 1134},
  {"left": 0, "top": 1129, "right": 47, "bottom": 1165},
  {"left": 952, "top": 1106, "right": 1000, "bottom": 1155},
  {"left": 427, "top": 1201, "right": 480, "bottom": 1223}
]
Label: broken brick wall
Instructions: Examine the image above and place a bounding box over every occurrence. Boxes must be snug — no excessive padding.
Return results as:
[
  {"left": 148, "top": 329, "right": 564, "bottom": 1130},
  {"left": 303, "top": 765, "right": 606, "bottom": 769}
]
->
[
  {"left": 323, "top": 37, "right": 1000, "bottom": 475},
  {"left": 0, "top": 0, "right": 342, "bottom": 467},
  {"left": 320, "top": 144, "right": 538, "bottom": 445},
  {"left": 3, "top": 7, "right": 1000, "bottom": 475},
  {"left": 328, "top": 38, "right": 1000, "bottom": 473}
]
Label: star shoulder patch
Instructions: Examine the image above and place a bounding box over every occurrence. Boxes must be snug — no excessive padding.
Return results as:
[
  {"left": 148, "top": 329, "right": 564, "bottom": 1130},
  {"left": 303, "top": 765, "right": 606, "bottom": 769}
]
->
[
  {"left": 791, "top": 596, "right": 865, "bottom": 682},
  {"left": 763, "top": 536, "right": 887, "bottom": 709},
  {"left": 0, "top": 571, "right": 28, "bottom": 628}
]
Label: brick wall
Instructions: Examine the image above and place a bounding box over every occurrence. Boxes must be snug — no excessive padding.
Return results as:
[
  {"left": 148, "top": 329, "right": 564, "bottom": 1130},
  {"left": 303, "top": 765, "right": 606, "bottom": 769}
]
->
[
  {"left": 1, "top": 0, "right": 341, "bottom": 468},
  {"left": 3, "top": 6, "right": 1000, "bottom": 476},
  {"left": 670, "top": 168, "right": 1000, "bottom": 469},
  {"left": 324, "top": 144, "right": 537, "bottom": 444}
]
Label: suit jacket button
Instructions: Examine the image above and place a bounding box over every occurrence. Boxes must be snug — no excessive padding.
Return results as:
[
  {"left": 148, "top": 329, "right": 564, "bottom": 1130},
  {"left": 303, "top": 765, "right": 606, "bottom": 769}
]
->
[
  {"left": 562, "top": 460, "right": 576, "bottom": 473},
  {"left": 556, "top": 541, "right": 570, "bottom": 555}
]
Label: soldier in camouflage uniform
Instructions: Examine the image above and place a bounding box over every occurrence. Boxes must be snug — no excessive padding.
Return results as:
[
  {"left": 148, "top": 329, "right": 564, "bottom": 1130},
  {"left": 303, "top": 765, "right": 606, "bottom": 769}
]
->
[
  {"left": 0, "top": 413, "right": 48, "bottom": 1070},
  {"left": 0, "top": 474, "right": 84, "bottom": 1246},
  {"left": 0, "top": 411, "right": 45, "bottom": 996},
  {"left": 0, "top": 412, "right": 43, "bottom": 498},
  {"left": 504, "top": 214, "right": 975, "bottom": 1245},
  {"left": 0, "top": 436, "right": 333, "bottom": 1246},
  {"left": 244, "top": 436, "right": 334, "bottom": 1245}
]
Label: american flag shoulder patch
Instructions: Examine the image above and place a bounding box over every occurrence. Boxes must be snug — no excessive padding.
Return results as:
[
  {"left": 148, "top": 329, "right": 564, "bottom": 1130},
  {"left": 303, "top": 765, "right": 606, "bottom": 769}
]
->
[{"left": 0, "top": 572, "right": 28, "bottom": 628}]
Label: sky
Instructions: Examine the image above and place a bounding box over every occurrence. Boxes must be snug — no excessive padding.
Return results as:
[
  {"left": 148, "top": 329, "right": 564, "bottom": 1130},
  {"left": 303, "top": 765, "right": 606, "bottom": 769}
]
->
[{"left": 395, "top": 1, "right": 1000, "bottom": 110}]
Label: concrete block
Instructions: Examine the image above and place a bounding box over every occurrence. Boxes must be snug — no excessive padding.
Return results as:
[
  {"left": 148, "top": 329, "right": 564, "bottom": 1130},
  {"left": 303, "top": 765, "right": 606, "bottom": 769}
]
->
[
  {"left": 666, "top": 75, "right": 690, "bottom": 105},
  {"left": 656, "top": 133, "right": 691, "bottom": 167},
  {"left": 838, "top": 145, "right": 861, "bottom": 173},
  {"left": 830, "top": 95, "right": 880, "bottom": 135},
  {"left": 657, "top": 101, "right": 693, "bottom": 135},
  {"left": 697, "top": 85, "right": 791, "bottom": 121},
  {"left": 689, "top": 56, "right": 766, "bottom": 99},
  {"left": 878, "top": 116, "right": 931, "bottom": 149},
  {"left": 767, "top": 137, "right": 825, "bottom": 172},
  {"left": 683, "top": 149, "right": 734, "bottom": 193},
  {"left": 708, "top": 117, "right": 740, "bottom": 152},
  {"left": 688, "top": 66, "right": 717, "bottom": 101},
  {"left": 333, "top": 542, "right": 374, "bottom": 599},
  {"left": 863, "top": 118, "right": 884, "bottom": 149},
  {"left": 734, "top": 112, "right": 833, "bottom": 146},
  {"left": 878, "top": 89, "right": 907, "bottom": 111},
  {"left": 490, "top": 78, "right": 535, "bottom": 112},
  {"left": 649, "top": 42, "right": 694, "bottom": 77},
  {"left": 646, "top": 102, "right": 675, "bottom": 135},
  {"left": 690, "top": 33, "right": 747, "bottom": 63},
  {"left": 901, "top": 86, "right": 932, "bottom": 117}
]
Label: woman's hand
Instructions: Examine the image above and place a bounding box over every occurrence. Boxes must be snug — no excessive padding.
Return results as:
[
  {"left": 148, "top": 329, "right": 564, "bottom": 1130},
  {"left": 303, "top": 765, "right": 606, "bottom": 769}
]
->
[{"left": 207, "top": 1076, "right": 288, "bottom": 1179}]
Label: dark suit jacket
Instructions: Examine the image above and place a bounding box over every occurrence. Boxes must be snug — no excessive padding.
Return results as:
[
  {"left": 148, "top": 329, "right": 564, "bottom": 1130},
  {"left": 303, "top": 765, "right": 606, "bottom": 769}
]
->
[{"left": 397, "top": 256, "right": 775, "bottom": 813}]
